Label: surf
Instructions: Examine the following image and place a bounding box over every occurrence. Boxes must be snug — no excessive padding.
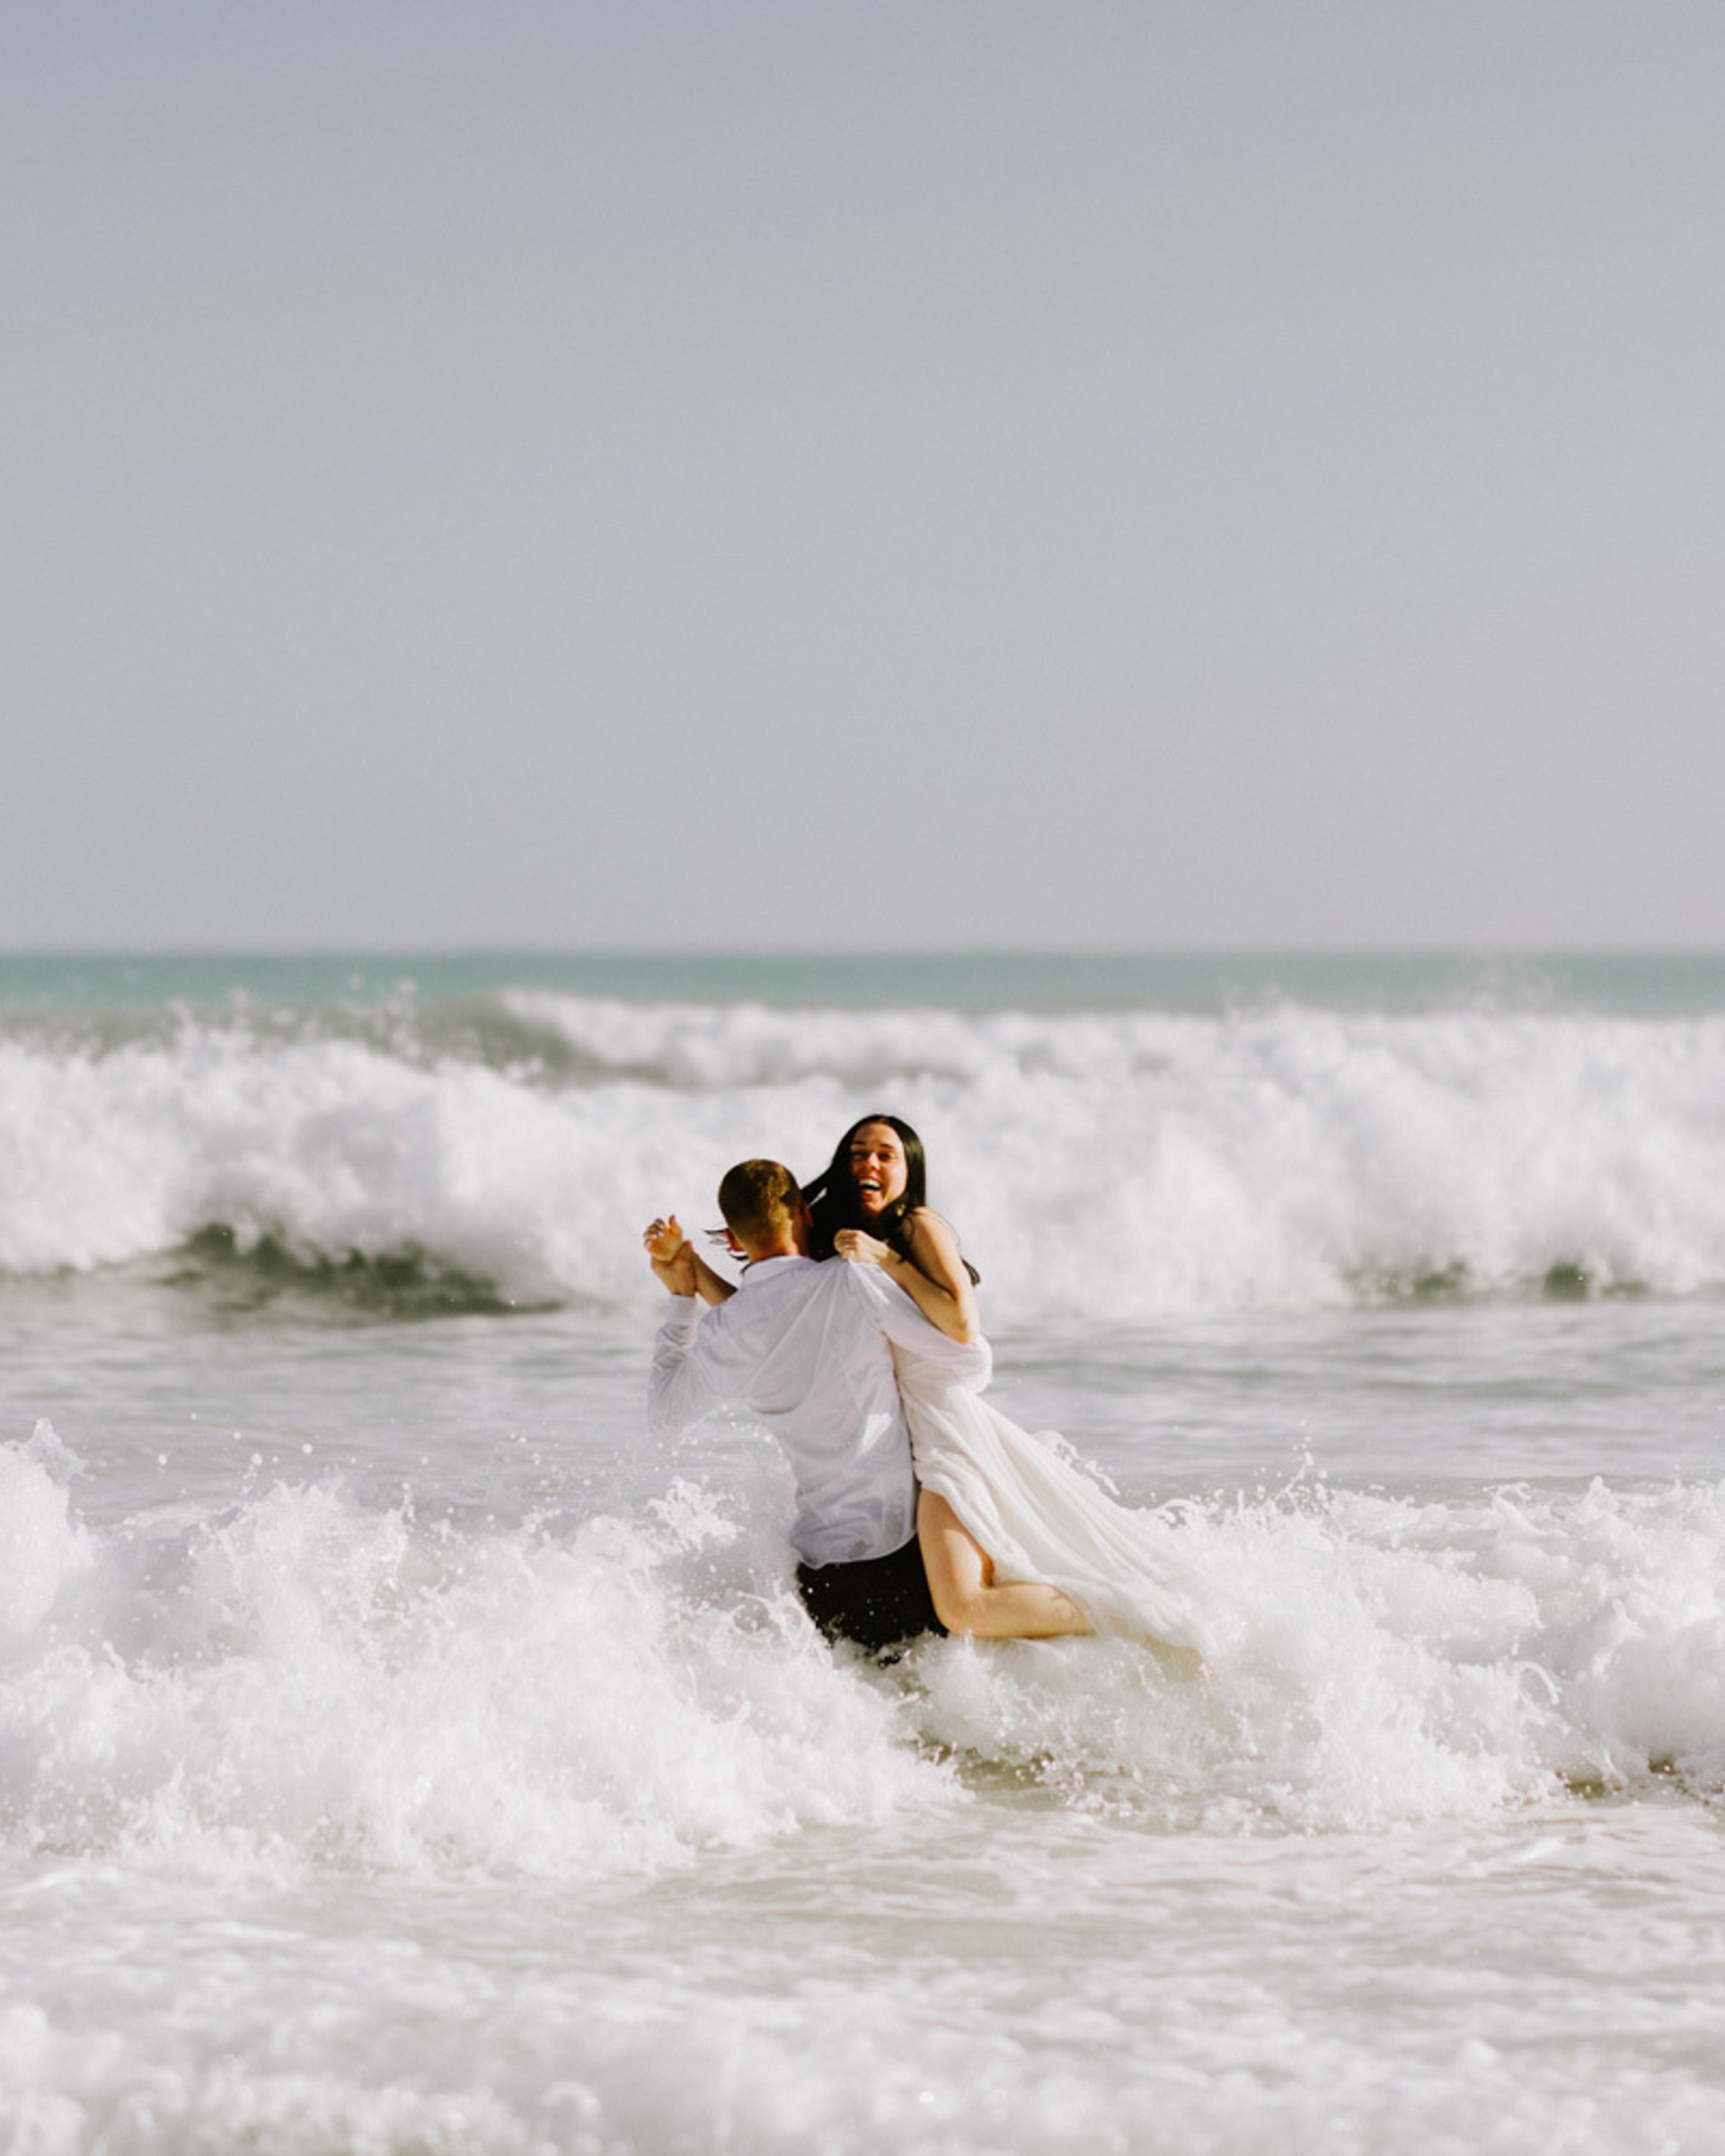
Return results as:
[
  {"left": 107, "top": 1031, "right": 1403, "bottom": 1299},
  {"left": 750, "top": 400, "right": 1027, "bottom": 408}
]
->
[
  {"left": 7, "top": 1423, "right": 1723, "bottom": 1891},
  {"left": 4, "top": 994, "right": 1725, "bottom": 1322}
]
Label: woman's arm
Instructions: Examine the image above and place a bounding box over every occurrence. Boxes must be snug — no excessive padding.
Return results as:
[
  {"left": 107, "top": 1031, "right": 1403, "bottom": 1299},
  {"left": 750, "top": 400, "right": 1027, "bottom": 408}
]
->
[
  {"left": 689, "top": 1250, "right": 737, "bottom": 1305},
  {"left": 643, "top": 1217, "right": 737, "bottom": 1305},
  {"left": 832, "top": 1208, "right": 979, "bottom": 1342}
]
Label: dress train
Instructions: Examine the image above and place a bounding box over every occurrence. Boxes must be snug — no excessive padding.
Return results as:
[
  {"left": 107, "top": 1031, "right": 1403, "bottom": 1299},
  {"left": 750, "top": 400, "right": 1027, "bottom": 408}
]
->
[{"left": 896, "top": 1351, "right": 1210, "bottom": 1657}]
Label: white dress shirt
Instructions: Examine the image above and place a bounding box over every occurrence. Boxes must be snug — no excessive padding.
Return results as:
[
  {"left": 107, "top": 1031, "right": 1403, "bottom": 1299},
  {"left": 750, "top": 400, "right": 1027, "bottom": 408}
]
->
[{"left": 649, "top": 1255, "right": 992, "bottom": 1568}]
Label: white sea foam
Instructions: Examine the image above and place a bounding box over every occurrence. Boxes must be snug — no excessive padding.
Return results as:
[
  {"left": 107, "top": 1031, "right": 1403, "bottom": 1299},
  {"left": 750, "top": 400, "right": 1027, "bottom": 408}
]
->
[
  {"left": 918, "top": 1472, "right": 1725, "bottom": 1832},
  {"left": 4, "top": 997, "right": 1725, "bottom": 1321},
  {"left": 5, "top": 1429, "right": 1722, "bottom": 1891},
  {"left": 0, "top": 1435, "right": 949, "bottom": 1884},
  {"left": 8, "top": 1405, "right": 1725, "bottom": 2156},
  {"left": 0, "top": 1422, "right": 92, "bottom": 1648}
]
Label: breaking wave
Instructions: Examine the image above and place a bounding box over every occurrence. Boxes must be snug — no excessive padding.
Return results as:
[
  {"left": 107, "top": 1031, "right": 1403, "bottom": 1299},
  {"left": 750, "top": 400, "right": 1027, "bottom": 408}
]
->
[
  {"left": 4, "top": 992, "right": 1725, "bottom": 1322},
  {"left": 5, "top": 1423, "right": 1725, "bottom": 1882}
]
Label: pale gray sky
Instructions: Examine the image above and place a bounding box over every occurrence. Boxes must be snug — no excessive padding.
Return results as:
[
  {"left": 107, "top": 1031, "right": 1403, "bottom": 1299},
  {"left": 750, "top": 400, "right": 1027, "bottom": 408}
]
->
[{"left": 4, "top": 4, "right": 1721, "bottom": 950}]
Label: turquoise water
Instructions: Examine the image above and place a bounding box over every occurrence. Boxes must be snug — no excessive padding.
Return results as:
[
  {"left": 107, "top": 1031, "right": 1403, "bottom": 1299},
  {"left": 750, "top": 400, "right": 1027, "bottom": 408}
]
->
[{"left": 6, "top": 947, "right": 1725, "bottom": 1015}]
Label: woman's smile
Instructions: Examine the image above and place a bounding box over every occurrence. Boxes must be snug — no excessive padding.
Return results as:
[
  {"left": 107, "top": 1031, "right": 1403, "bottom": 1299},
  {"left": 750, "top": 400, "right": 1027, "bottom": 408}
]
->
[{"left": 848, "top": 1124, "right": 908, "bottom": 1215}]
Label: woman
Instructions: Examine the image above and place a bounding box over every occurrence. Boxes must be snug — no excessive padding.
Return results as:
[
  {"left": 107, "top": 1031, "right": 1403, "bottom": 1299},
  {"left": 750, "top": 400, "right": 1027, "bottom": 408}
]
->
[
  {"left": 807, "top": 1116, "right": 1094, "bottom": 1641},
  {"left": 673, "top": 1115, "right": 1207, "bottom": 1662}
]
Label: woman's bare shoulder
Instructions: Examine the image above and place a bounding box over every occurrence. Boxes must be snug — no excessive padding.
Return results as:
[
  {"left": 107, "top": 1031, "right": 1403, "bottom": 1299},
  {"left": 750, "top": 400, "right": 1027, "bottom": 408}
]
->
[
  {"left": 902, "top": 1206, "right": 978, "bottom": 1307},
  {"left": 905, "top": 1206, "right": 958, "bottom": 1236},
  {"left": 904, "top": 1207, "right": 964, "bottom": 1258}
]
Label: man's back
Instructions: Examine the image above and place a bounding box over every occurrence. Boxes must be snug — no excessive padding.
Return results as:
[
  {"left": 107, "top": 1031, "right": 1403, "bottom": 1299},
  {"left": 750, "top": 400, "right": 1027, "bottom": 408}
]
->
[{"left": 649, "top": 1253, "right": 989, "bottom": 1567}]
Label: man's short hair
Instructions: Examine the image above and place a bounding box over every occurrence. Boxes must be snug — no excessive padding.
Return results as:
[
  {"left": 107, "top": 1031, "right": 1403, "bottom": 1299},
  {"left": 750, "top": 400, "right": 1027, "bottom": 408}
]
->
[{"left": 717, "top": 1159, "right": 803, "bottom": 1243}]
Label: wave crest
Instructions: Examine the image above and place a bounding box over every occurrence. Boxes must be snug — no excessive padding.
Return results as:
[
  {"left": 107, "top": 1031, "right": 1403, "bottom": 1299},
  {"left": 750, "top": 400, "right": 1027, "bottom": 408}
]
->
[{"left": 4, "top": 998, "right": 1725, "bottom": 1319}]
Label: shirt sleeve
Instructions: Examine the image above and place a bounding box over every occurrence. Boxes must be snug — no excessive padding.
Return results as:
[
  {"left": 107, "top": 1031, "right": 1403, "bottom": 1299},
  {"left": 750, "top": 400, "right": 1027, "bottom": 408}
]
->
[
  {"left": 647, "top": 1295, "right": 726, "bottom": 1439},
  {"left": 845, "top": 1266, "right": 993, "bottom": 1392}
]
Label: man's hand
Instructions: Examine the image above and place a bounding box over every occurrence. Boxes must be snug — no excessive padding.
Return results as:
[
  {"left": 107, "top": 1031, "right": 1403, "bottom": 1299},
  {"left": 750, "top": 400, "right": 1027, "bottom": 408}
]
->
[{"left": 643, "top": 1214, "right": 698, "bottom": 1297}]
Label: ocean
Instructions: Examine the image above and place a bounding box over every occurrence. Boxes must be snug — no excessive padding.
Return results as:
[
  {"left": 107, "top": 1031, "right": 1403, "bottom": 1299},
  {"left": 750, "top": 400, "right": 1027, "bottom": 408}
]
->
[{"left": 4, "top": 950, "right": 1724, "bottom": 2154}]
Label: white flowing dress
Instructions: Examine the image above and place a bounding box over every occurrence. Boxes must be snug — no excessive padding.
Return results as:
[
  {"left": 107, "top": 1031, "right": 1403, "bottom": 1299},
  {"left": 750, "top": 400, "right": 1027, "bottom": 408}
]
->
[{"left": 896, "top": 1349, "right": 1211, "bottom": 1657}]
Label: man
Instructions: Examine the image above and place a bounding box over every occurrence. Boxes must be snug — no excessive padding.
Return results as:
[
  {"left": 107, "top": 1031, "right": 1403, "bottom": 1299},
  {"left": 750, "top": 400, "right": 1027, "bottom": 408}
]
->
[{"left": 643, "top": 1158, "right": 991, "bottom": 1653}]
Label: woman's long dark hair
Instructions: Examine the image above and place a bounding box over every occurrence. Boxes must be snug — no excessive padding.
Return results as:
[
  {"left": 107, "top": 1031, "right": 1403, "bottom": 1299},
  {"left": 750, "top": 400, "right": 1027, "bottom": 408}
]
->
[{"left": 803, "top": 1113, "right": 978, "bottom": 1282}]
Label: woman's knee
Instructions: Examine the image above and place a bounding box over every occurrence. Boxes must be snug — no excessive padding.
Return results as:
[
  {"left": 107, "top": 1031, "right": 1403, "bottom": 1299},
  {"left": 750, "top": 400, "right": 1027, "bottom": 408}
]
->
[{"left": 928, "top": 1577, "right": 986, "bottom": 1635}]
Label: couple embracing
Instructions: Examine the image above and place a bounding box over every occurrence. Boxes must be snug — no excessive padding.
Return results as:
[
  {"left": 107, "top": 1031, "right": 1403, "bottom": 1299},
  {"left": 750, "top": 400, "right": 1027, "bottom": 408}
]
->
[{"left": 644, "top": 1116, "right": 1207, "bottom": 1667}]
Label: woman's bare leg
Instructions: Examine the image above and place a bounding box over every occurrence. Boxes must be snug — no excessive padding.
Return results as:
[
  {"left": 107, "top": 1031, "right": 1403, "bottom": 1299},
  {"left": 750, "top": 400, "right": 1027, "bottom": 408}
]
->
[{"left": 917, "top": 1490, "right": 1093, "bottom": 1639}]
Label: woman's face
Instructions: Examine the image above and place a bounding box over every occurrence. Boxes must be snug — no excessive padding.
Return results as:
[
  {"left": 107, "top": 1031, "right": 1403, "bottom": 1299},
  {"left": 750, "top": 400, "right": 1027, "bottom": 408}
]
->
[{"left": 847, "top": 1122, "right": 908, "bottom": 1216}]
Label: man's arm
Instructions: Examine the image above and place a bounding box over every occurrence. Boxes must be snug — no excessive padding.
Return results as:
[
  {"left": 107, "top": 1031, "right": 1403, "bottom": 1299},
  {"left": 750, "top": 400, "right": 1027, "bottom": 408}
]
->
[
  {"left": 846, "top": 1264, "right": 993, "bottom": 1392},
  {"left": 648, "top": 1294, "right": 726, "bottom": 1439},
  {"left": 643, "top": 1213, "right": 744, "bottom": 1439}
]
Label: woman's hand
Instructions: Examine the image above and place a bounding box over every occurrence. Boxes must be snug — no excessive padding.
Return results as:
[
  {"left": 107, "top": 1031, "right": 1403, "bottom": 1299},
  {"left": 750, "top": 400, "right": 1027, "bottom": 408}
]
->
[
  {"left": 643, "top": 1215, "right": 686, "bottom": 1263},
  {"left": 643, "top": 1215, "right": 697, "bottom": 1295},
  {"left": 833, "top": 1227, "right": 894, "bottom": 1269}
]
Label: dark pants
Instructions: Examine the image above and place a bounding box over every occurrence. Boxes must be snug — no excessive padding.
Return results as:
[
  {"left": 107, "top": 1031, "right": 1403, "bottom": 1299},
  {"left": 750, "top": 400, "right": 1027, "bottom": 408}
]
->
[{"left": 795, "top": 1534, "right": 947, "bottom": 1655}]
